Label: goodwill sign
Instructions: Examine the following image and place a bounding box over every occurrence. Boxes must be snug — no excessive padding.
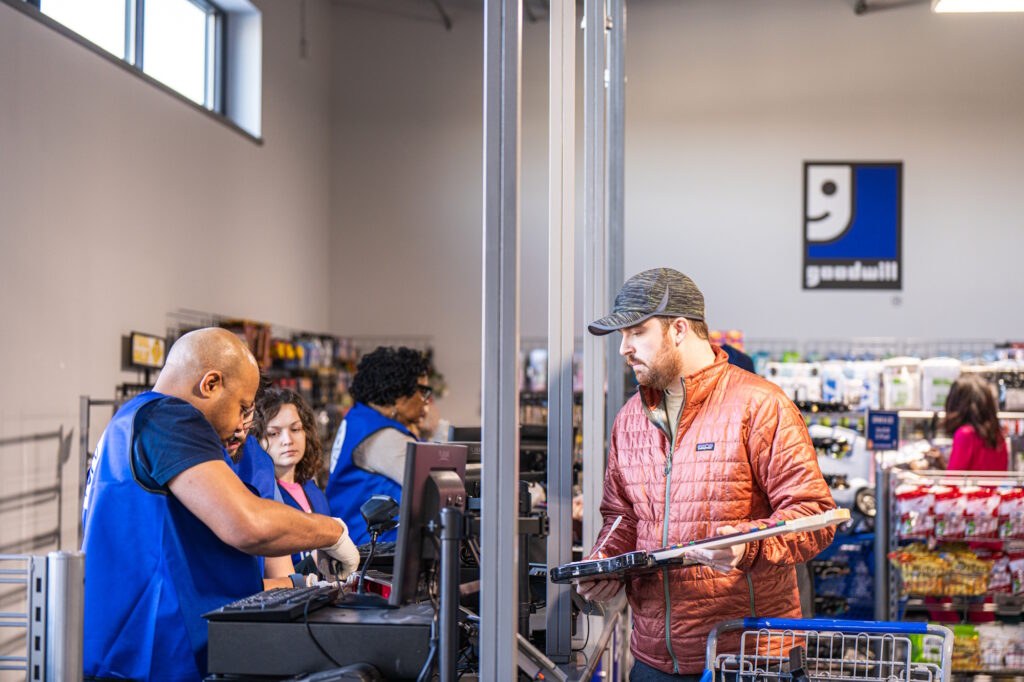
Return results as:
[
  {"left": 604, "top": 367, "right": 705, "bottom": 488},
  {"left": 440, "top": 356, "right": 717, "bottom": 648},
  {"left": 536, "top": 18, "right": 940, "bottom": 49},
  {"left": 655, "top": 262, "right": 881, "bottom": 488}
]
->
[{"left": 803, "top": 161, "right": 902, "bottom": 290}]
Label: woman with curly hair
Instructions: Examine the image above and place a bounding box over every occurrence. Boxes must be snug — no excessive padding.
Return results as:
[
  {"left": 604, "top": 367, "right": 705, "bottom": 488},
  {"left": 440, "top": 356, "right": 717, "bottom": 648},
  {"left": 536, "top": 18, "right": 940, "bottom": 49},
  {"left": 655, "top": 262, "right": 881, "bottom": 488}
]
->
[
  {"left": 326, "top": 346, "right": 432, "bottom": 544},
  {"left": 943, "top": 374, "right": 1008, "bottom": 471},
  {"left": 254, "top": 388, "right": 331, "bottom": 566}
]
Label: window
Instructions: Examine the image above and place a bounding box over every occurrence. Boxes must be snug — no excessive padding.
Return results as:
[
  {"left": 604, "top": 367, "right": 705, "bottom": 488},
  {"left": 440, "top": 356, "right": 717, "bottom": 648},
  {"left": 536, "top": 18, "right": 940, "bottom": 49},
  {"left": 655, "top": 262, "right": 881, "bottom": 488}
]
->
[
  {"left": 35, "top": 0, "right": 223, "bottom": 112},
  {"left": 39, "top": 0, "right": 126, "bottom": 59},
  {"left": 142, "top": 0, "right": 221, "bottom": 108},
  {"left": 13, "top": 0, "right": 261, "bottom": 138}
]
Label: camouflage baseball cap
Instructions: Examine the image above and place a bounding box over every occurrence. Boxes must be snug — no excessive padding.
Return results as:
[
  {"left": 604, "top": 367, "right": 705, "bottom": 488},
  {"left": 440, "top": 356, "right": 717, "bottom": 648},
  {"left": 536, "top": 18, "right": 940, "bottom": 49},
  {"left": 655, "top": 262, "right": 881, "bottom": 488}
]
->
[{"left": 587, "top": 267, "right": 705, "bottom": 336}]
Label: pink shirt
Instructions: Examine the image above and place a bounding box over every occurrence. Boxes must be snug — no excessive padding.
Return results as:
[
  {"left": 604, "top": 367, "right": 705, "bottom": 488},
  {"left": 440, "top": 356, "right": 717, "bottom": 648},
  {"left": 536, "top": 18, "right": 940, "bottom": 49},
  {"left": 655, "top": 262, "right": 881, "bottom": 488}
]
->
[
  {"left": 277, "top": 480, "right": 312, "bottom": 512},
  {"left": 948, "top": 425, "right": 1008, "bottom": 472}
]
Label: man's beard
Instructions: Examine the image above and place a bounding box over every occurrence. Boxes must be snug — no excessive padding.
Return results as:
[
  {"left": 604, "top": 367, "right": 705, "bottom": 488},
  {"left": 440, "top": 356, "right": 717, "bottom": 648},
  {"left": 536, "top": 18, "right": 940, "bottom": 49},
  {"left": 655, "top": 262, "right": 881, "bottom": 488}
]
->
[
  {"left": 224, "top": 434, "right": 245, "bottom": 463},
  {"left": 630, "top": 332, "right": 684, "bottom": 390}
]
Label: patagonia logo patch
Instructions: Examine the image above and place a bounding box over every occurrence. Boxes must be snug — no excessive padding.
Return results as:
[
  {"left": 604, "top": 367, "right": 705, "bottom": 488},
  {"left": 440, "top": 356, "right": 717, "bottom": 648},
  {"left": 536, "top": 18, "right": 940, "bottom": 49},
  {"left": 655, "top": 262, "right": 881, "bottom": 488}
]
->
[{"left": 696, "top": 442, "right": 715, "bottom": 452}]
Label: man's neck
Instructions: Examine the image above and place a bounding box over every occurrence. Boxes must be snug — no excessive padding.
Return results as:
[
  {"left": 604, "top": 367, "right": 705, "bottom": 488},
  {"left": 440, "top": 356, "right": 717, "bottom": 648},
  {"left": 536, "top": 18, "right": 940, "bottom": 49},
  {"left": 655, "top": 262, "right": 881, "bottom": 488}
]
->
[{"left": 678, "top": 340, "right": 717, "bottom": 380}]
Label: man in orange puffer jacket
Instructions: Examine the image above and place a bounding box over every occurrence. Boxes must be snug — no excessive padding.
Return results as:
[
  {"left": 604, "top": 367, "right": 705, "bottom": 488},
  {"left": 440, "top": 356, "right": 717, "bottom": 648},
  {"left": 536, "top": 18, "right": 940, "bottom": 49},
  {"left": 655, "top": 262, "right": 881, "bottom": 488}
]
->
[{"left": 578, "top": 268, "right": 836, "bottom": 681}]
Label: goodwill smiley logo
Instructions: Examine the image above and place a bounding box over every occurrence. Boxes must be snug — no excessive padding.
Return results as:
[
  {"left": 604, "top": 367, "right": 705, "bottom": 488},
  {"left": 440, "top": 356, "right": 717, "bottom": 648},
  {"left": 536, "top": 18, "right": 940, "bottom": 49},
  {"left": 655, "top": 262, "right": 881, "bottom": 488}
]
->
[{"left": 803, "top": 162, "right": 902, "bottom": 290}]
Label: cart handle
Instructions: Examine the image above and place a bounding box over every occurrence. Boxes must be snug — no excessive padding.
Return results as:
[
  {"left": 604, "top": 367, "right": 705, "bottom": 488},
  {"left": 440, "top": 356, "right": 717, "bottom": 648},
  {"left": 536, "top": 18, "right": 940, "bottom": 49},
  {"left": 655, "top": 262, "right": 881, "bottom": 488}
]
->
[{"left": 741, "top": 618, "right": 929, "bottom": 634}]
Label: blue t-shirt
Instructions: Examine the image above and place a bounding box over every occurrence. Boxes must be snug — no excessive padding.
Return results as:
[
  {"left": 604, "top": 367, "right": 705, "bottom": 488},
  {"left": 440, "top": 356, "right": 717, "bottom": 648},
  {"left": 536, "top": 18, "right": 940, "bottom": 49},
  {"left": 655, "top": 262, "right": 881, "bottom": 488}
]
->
[{"left": 132, "top": 396, "right": 226, "bottom": 490}]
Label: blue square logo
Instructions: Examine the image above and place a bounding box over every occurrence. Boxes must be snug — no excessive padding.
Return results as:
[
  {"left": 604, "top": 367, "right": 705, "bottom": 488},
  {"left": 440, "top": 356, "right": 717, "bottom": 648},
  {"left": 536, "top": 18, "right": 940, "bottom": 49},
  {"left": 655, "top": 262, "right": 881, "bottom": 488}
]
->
[{"left": 803, "top": 162, "right": 902, "bottom": 290}]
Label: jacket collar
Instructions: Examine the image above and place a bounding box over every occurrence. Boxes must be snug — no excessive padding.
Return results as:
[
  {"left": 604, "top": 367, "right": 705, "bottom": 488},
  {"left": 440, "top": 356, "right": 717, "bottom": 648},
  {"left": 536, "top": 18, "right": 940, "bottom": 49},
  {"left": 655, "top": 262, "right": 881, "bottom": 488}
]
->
[{"left": 639, "top": 344, "right": 730, "bottom": 414}]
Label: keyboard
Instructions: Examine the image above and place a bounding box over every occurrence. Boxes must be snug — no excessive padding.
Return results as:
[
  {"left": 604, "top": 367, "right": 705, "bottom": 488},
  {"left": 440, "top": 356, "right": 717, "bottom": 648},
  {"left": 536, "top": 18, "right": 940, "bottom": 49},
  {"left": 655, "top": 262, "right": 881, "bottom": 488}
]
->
[
  {"left": 357, "top": 540, "right": 396, "bottom": 561},
  {"left": 204, "top": 583, "right": 341, "bottom": 622}
]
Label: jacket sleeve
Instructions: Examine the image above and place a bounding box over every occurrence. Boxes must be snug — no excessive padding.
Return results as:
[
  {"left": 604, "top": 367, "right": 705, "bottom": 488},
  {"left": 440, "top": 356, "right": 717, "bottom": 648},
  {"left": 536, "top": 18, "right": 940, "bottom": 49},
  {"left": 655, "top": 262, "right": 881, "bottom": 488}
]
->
[
  {"left": 741, "top": 393, "right": 836, "bottom": 568},
  {"left": 591, "top": 418, "right": 638, "bottom": 559}
]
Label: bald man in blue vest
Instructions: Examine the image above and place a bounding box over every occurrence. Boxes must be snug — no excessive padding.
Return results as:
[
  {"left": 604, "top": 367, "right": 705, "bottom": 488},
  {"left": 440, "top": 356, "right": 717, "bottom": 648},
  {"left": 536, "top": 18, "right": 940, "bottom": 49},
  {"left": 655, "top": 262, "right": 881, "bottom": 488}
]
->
[{"left": 81, "top": 328, "right": 359, "bottom": 681}]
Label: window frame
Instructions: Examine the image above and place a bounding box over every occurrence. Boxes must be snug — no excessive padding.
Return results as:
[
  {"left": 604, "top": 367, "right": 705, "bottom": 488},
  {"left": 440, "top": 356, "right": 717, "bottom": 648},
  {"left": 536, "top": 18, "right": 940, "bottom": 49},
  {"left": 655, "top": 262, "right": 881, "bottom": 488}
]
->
[{"left": 3, "top": 0, "right": 253, "bottom": 142}]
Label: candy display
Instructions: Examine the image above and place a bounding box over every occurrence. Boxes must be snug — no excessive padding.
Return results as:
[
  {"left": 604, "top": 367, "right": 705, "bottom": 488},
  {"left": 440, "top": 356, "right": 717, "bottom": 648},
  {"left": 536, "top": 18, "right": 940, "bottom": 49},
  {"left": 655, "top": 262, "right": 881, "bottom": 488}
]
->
[{"left": 889, "top": 544, "right": 992, "bottom": 597}]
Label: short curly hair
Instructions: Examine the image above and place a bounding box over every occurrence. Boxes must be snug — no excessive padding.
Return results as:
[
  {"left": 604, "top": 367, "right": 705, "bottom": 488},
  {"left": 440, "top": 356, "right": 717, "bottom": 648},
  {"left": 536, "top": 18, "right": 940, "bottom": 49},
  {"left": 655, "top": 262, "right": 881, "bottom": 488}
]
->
[
  {"left": 253, "top": 388, "right": 324, "bottom": 485},
  {"left": 350, "top": 346, "right": 430, "bottom": 406}
]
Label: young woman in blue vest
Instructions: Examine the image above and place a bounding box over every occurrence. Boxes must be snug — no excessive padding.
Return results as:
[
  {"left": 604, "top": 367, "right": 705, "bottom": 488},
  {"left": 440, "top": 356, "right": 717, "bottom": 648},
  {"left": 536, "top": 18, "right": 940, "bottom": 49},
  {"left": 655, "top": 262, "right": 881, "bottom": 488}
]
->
[
  {"left": 254, "top": 387, "right": 331, "bottom": 567},
  {"left": 326, "top": 346, "right": 433, "bottom": 544}
]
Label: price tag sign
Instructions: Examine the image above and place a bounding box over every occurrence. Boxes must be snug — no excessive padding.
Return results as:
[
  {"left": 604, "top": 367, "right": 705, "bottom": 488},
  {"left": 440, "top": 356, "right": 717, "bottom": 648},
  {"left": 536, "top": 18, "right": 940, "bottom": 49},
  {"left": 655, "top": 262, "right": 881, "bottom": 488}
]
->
[{"left": 866, "top": 410, "right": 899, "bottom": 451}]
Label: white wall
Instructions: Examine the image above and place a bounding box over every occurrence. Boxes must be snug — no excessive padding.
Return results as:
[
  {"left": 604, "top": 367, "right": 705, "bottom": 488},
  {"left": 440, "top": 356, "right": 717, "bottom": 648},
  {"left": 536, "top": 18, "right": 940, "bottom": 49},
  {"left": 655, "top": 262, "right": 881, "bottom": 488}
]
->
[
  {"left": 0, "top": 0, "right": 335, "bottom": 558},
  {"left": 329, "top": 0, "right": 1024, "bottom": 429},
  {"left": 328, "top": 0, "right": 558, "bottom": 425},
  {"left": 624, "top": 0, "right": 1024, "bottom": 341}
]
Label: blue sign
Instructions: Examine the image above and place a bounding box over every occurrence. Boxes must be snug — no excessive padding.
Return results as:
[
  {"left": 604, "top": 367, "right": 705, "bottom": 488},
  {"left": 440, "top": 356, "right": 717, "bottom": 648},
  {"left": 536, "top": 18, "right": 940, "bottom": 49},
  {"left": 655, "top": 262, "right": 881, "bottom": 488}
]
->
[
  {"left": 803, "top": 161, "right": 902, "bottom": 290},
  {"left": 866, "top": 410, "right": 900, "bottom": 451}
]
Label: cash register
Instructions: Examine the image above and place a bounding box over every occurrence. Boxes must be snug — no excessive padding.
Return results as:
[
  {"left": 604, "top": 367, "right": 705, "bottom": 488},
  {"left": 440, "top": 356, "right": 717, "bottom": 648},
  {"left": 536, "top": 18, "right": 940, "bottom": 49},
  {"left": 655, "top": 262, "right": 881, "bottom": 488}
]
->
[{"left": 204, "top": 442, "right": 468, "bottom": 681}]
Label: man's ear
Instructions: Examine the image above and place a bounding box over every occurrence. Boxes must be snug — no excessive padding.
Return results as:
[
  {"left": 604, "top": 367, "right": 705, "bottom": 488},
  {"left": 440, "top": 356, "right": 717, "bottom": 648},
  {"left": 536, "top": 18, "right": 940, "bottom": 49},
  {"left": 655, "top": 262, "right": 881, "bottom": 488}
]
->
[
  {"left": 673, "top": 318, "right": 689, "bottom": 346},
  {"left": 198, "top": 370, "right": 224, "bottom": 398}
]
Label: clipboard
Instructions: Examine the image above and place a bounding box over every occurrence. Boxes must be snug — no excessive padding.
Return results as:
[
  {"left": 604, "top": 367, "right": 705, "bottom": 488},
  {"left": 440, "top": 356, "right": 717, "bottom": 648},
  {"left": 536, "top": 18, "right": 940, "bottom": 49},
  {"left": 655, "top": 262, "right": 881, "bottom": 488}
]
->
[{"left": 549, "top": 508, "right": 850, "bottom": 584}]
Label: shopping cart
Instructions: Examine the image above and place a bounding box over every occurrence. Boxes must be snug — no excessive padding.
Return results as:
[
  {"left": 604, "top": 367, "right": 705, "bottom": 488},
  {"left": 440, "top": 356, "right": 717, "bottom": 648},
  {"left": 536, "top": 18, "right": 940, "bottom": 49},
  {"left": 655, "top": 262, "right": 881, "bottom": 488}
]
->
[{"left": 701, "top": 618, "right": 954, "bottom": 682}]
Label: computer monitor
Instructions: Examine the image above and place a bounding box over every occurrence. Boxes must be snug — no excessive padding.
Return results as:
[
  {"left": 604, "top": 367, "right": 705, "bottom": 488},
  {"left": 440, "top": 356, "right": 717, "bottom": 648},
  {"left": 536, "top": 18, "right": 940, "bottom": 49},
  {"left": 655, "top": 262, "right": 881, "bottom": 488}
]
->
[
  {"left": 447, "top": 441, "right": 481, "bottom": 463},
  {"left": 448, "top": 425, "right": 481, "bottom": 442},
  {"left": 389, "top": 442, "right": 468, "bottom": 607}
]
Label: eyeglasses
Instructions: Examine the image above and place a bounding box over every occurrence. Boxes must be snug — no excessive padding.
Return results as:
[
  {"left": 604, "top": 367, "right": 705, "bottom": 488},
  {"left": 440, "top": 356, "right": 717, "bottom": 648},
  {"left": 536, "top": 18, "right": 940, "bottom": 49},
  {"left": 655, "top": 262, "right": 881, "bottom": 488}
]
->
[
  {"left": 413, "top": 384, "right": 434, "bottom": 400},
  {"left": 240, "top": 404, "right": 257, "bottom": 428}
]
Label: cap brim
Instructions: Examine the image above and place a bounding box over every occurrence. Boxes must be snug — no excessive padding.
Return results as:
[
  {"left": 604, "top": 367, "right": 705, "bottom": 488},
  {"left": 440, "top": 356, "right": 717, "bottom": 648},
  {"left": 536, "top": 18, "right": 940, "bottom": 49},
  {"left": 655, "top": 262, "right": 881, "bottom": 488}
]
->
[{"left": 587, "top": 311, "right": 654, "bottom": 336}]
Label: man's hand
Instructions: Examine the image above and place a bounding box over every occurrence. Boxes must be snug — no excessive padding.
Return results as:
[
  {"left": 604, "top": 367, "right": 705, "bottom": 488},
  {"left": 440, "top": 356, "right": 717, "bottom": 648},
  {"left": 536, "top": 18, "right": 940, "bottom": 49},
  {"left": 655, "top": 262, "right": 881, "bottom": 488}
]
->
[
  {"left": 575, "top": 576, "right": 623, "bottom": 603},
  {"left": 318, "top": 518, "right": 360, "bottom": 579},
  {"left": 683, "top": 524, "right": 748, "bottom": 574}
]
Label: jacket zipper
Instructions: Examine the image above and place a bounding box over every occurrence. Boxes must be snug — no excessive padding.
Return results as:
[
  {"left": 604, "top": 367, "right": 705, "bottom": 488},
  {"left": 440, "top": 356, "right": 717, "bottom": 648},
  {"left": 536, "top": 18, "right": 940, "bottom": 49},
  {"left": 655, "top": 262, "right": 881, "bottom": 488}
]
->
[{"left": 660, "top": 379, "right": 684, "bottom": 674}]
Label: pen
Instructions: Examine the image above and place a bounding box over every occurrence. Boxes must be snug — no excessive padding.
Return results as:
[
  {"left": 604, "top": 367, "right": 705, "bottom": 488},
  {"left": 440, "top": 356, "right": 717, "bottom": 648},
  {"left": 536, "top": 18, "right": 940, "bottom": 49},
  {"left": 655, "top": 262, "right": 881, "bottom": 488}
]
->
[{"left": 588, "top": 514, "right": 623, "bottom": 560}]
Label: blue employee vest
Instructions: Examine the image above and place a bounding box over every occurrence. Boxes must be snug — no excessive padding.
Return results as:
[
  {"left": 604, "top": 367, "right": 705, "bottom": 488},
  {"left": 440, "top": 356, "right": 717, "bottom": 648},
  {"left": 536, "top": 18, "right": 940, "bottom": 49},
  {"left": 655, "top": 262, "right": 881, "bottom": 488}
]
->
[
  {"left": 82, "top": 392, "right": 263, "bottom": 682},
  {"left": 325, "top": 402, "right": 410, "bottom": 544},
  {"left": 278, "top": 478, "right": 330, "bottom": 565},
  {"left": 226, "top": 435, "right": 280, "bottom": 576},
  {"left": 228, "top": 435, "right": 281, "bottom": 502}
]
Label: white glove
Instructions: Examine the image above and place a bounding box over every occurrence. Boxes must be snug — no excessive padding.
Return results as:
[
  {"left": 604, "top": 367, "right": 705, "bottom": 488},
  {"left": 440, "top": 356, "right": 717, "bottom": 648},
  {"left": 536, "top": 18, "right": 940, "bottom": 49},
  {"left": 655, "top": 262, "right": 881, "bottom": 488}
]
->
[
  {"left": 682, "top": 525, "right": 747, "bottom": 574},
  {"left": 318, "top": 517, "right": 360, "bottom": 579}
]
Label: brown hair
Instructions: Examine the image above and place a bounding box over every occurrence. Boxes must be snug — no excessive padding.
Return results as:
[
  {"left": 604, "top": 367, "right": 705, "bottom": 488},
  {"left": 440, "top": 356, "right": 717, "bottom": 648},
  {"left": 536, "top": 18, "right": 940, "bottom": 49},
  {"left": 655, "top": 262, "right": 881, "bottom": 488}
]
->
[
  {"left": 942, "top": 374, "right": 1003, "bottom": 449},
  {"left": 659, "top": 316, "right": 709, "bottom": 340},
  {"left": 253, "top": 387, "right": 324, "bottom": 485}
]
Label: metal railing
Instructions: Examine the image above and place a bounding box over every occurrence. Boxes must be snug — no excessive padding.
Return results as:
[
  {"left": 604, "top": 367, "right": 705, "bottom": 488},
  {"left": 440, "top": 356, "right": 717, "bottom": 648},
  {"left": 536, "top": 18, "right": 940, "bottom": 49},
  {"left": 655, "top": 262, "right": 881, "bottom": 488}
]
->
[{"left": 0, "top": 552, "right": 83, "bottom": 682}]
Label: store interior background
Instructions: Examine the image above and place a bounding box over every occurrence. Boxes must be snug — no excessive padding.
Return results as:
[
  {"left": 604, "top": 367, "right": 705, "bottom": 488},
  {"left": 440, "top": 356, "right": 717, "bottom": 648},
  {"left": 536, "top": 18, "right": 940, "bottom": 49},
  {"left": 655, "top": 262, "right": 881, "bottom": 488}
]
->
[{"left": 1, "top": 0, "right": 1022, "bottom": 577}]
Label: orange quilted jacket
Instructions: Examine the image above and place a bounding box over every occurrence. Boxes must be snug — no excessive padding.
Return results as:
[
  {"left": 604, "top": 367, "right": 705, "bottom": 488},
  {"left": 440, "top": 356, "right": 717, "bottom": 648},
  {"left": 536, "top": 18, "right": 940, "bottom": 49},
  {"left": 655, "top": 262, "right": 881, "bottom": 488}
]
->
[{"left": 594, "top": 346, "right": 836, "bottom": 674}]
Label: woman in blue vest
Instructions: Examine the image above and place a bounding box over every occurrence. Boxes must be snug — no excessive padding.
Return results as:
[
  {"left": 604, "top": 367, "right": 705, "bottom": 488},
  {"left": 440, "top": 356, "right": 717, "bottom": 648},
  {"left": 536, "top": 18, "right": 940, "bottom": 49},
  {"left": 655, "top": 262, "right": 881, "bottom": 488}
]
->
[
  {"left": 254, "top": 387, "right": 331, "bottom": 566},
  {"left": 327, "top": 346, "right": 432, "bottom": 544}
]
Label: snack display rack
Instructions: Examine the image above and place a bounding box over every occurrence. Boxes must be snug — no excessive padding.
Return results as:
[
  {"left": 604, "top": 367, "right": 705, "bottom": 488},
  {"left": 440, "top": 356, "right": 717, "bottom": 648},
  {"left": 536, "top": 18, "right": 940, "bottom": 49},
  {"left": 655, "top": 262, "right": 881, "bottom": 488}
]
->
[{"left": 881, "top": 468, "right": 1024, "bottom": 678}]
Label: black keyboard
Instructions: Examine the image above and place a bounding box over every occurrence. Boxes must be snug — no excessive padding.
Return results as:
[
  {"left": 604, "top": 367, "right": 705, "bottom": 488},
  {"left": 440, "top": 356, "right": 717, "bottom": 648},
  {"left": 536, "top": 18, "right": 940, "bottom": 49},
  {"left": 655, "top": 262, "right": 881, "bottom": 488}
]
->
[
  {"left": 204, "top": 583, "right": 341, "bottom": 622},
  {"left": 357, "top": 540, "right": 396, "bottom": 560}
]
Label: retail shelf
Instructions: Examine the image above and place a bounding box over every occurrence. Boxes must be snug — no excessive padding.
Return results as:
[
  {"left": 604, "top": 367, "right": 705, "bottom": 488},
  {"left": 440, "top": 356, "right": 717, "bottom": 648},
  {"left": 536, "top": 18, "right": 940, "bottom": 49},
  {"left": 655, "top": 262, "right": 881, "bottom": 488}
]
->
[
  {"left": 952, "top": 671, "right": 1024, "bottom": 679},
  {"left": 903, "top": 598, "right": 1000, "bottom": 614},
  {"left": 898, "top": 410, "right": 1024, "bottom": 421}
]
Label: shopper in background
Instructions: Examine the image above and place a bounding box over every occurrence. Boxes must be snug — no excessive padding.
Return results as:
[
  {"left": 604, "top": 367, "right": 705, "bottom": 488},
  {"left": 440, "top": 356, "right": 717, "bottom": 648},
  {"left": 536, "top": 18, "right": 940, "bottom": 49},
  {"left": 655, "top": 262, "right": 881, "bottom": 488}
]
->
[
  {"left": 326, "top": 346, "right": 432, "bottom": 544},
  {"left": 254, "top": 387, "right": 331, "bottom": 568},
  {"left": 576, "top": 268, "right": 836, "bottom": 681},
  {"left": 81, "top": 328, "right": 360, "bottom": 682},
  {"left": 943, "top": 374, "right": 1008, "bottom": 471}
]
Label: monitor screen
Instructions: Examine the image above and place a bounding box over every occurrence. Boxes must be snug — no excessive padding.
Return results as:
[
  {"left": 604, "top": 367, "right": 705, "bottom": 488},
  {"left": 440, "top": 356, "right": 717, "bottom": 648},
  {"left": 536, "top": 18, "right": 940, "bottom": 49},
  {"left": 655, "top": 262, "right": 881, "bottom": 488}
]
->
[
  {"left": 448, "top": 426, "right": 481, "bottom": 442},
  {"left": 389, "top": 442, "right": 468, "bottom": 606}
]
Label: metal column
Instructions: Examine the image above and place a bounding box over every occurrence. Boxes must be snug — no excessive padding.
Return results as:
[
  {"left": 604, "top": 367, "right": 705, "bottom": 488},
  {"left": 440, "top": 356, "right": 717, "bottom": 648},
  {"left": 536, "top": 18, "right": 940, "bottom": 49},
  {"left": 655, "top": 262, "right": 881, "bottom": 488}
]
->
[
  {"left": 582, "top": 0, "right": 609, "bottom": 553},
  {"left": 546, "top": 0, "right": 576, "bottom": 663},
  {"left": 45, "top": 552, "right": 83, "bottom": 682},
  {"left": 439, "top": 508, "right": 463, "bottom": 682},
  {"left": 605, "top": 0, "right": 627, "bottom": 428},
  {"left": 481, "top": 0, "right": 522, "bottom": 678}
]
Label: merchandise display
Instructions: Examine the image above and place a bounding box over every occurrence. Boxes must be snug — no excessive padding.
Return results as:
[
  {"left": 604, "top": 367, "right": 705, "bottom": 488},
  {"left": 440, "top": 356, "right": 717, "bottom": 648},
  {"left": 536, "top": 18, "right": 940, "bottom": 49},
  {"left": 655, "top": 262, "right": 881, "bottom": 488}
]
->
[{"left": 756, "top": 346, "right": 1024, "bottom": 413}]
